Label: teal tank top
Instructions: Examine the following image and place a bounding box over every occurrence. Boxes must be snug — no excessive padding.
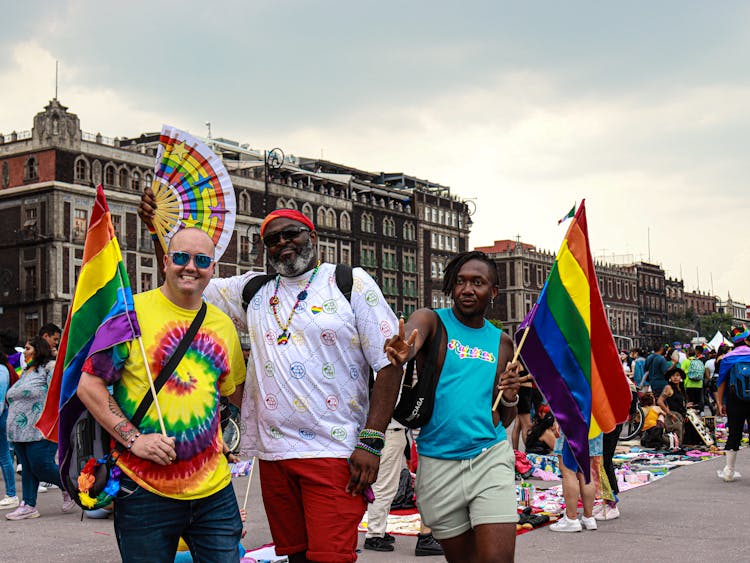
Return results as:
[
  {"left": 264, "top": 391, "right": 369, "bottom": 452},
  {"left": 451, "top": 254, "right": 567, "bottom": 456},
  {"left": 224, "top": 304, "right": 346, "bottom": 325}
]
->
[{"left": 417, "top": 308, "right": 505, "bottom": 459}]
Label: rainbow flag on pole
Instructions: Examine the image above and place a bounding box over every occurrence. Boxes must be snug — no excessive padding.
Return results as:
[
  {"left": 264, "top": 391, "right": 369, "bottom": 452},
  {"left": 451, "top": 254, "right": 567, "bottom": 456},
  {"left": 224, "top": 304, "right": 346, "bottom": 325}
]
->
[
  {"left": 37, "top": 186, "right": 140, "bottom": 460},
  {"left": 515, "top": 200, "right": 630, "bottom": 480}
]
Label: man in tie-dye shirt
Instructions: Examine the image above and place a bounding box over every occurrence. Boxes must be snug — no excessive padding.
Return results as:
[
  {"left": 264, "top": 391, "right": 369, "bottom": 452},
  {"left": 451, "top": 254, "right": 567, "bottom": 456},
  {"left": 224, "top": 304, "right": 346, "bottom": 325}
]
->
[{"left": 78, "top": 228, "right": 246, "bottom": 563}]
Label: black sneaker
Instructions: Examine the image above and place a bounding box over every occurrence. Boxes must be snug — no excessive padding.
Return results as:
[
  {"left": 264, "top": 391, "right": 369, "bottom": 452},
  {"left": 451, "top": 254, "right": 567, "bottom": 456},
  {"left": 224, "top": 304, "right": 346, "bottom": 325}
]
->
[
  {"left": 415, "top": 533, "right": 443, "bottom": 556},
  {"left": 364, "top": 536, "right": 395, "bottom": 552},
  {"left": 383, "top": 532, "right": 396, "bottom": 543}
]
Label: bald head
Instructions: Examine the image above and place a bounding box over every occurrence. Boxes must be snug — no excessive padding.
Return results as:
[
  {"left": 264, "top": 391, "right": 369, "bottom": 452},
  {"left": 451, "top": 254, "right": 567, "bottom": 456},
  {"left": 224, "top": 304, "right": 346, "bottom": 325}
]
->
[{"left": 168, "top": 228, "right": 216, "bottom": 258}]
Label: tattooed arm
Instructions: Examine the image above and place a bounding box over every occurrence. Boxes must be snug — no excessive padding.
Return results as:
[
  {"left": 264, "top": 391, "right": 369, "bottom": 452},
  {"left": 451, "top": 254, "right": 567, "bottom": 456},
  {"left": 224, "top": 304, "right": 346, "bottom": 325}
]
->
[{"left": 77, "top": 372, "right": 176, "bottom": 465}]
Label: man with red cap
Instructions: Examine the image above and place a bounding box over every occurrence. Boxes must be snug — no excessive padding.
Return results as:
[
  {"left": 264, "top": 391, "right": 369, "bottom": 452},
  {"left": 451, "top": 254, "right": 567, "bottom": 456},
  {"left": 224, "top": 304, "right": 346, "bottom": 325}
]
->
[{"left": 139, "top": 194, "right": 403, "bottom": 563}]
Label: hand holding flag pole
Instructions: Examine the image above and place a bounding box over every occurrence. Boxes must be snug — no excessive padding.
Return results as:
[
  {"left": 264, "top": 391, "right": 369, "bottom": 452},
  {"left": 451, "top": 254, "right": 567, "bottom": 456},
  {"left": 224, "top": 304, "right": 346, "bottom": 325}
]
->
[{"left": 492, "top": 324, "right": 533, "bottom": 412}]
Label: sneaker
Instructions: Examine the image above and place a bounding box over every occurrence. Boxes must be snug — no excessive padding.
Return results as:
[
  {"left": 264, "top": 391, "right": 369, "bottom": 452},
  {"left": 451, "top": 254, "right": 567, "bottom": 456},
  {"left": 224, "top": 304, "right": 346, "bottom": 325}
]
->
[
  {"left": 15, "top": 464, "right": 21, "bottom": 474},
  {"left": 37, "top": 484, "right": 48, "bottom": 493},
  {"left": 594, "top": 504, "right": 620, "bottom": 521},
  {"left": 84, "top": 507, "right": 113, "bottom": 519},
  {"left": 0, "top": 496, "right": 19, "bottom": 510},
  {"left": 382, "top": 532, "right": 396, "bottom": 544},
  {"left": 717, "top": 467, "right": 741, "bottom": 482},
  {"left": 415, "top": 533, "right": 443, "bottom": 556},
  {"left": 364, "top": 537, "right": 395, "bottom": 552},
  {"left": 61, "top": 491, "right": 77, "bottom": 513},
  {"left": 549, "top": 514, "right": 582, "bottom": 533},
  {"left": 41, "top": 482, "right": 58, "bottom": 490},
  {"left": 5, "top": 502, "right": 40, "bottom": 520},
  {"left": 581, "top": 515, "right": 598, "bottom": 530}
]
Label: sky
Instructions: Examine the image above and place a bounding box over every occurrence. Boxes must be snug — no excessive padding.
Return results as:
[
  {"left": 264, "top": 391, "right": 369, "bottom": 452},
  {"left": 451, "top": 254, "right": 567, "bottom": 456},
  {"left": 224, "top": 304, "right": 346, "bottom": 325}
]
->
[{"left": 2, "top": 1, "right": 749, "bottom": 304}]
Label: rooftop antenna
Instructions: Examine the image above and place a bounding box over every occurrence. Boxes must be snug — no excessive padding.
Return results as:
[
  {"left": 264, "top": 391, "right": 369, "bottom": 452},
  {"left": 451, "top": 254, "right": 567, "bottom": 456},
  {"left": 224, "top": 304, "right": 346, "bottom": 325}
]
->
[
  {"left": 55, "top": 60, "right": 59, "bottom": 99},
  {"left": 696, "top": 266, "right": 700, "bottom": 291},
  {"left": 647, "top": 227, "right": 651, "bottom": 262},
  {"left": 710, "top": 273, "right": 714, "bottom": 295},
  {"left": 205, "top": 121, "right": 211, "bottom": 140}
]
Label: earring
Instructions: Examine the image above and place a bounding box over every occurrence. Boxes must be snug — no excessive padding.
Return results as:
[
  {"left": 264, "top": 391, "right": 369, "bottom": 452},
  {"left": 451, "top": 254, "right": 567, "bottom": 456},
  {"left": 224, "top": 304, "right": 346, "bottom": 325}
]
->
[{"left": 490, "top": 297, "right": 495, "bottom": 308}]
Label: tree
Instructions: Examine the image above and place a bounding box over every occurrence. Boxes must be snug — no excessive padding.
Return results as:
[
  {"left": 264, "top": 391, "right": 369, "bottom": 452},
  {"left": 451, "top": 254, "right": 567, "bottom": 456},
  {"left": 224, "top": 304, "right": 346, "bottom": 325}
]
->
[{"left": 697, "top": 312, "right": 734, "bottom": 341}]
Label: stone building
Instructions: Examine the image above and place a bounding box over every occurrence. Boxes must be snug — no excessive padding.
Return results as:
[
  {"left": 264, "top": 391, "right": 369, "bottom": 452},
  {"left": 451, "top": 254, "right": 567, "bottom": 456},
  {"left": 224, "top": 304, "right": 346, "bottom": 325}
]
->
[
  {"left": 0, "top": 100, "right": 471, "bottom": 340},
  {"left": 633, "top": 262, "right": 668, "bottom": 350},
  {"left": 684, "top": 290, "right": 716, "bottom": 316}
]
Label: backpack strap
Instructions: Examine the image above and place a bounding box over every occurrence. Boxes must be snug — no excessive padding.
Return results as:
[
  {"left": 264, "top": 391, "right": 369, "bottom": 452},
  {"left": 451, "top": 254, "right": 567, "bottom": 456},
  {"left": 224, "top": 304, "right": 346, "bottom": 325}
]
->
[
  {"left": 404, "top": 312, "right": 444, "bottom": 388},
  {"left": 241, "top": 274, "right": 276, "bottom": 311},
  {"left": 335, "top": 264, "right": 353, "bottom": 301}
]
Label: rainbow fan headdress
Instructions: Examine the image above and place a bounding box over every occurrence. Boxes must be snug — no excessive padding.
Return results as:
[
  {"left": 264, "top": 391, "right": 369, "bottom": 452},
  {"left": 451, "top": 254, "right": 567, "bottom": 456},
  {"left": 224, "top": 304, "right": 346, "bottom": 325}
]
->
[{"left": 150, "top": 125, "right": 236, "bottom": 260}]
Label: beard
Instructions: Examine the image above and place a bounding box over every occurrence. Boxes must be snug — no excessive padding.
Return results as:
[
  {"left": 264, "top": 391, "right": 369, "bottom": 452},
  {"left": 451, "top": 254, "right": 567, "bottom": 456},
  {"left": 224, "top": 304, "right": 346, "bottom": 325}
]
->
[{"left": 269, "top": 238, "right": 316, "bottom": 277}]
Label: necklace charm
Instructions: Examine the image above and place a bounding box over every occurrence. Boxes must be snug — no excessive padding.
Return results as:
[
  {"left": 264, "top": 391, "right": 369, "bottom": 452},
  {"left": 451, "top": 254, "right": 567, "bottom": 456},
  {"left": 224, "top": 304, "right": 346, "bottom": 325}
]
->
[{"left": 270, "top": 261, "right": 321, "bottom": 346}]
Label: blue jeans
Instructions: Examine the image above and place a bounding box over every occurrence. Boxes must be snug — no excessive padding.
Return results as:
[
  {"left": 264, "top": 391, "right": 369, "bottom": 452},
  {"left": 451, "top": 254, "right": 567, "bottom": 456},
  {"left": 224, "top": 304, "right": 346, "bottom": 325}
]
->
[
  {"left": 0, "top": 410, "right": 16, "bottom": 497},
  {"left": 12, "top": 440, "right": 62, "bottom": 507},
  {"left": 114, "top": 475, "right": 242, "bottom": 563}
]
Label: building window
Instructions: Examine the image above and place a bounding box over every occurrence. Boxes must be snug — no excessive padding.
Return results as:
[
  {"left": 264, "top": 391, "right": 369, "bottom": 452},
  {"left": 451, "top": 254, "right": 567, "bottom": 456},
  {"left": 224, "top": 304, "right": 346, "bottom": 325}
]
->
[
  {"left": 317, "top": 206, "right": 326, "bottom": 227},
  {"left": 326, "top": 209, "right": 336, "bottom": 228},
  {"left": 24, "top": 157, "right": 38, "bottom": 181},
  {"left": 24, "top": 312, "right": 39, "bottom": 341},
  {"left": 131, "top": 171, "right": 141, "bottom": 191},
  {"left": 73, "top": 209, "right": 88, "bottom": 242},
  {"left": 383, "top": 217, "right": 396, "bottom": 237},
  {"left": 118, "top": 168, "right": 128, "bottom": 188},
  {"left": 75, "top": 158, "right": 89, "bottom": 182},
  {"left": 105, "top": 165, "right": 115, "bottom": 186},
  {"left": 140, "top": 272, "right": 153, "bottom": 292},
  {"left": 340, "top": 243, "right": 351, "bottom": 265},
  {"left": 239, "top": 191, "right": 251, "bottom": 214},
  {"left": 112, "top": 214, "right": 122, "bottom": 241},
  {"left": 302, "top": 202, "right": 313, "bottom": 221},
  {"left": 340, "top": 211, "right": 351, "bottom": 231},
  {"left": 240, "top": 235, "right": 250, "bottom": 262},
  {"left": 319, "top": 239, "right": 336, "bottom": 263}
]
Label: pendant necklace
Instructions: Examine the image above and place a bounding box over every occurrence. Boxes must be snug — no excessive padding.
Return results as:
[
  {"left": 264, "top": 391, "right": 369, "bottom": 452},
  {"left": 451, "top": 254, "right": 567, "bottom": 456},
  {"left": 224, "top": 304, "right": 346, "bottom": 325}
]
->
[{"left": 270, "top": 261, "right": 321, "bottom": 345}]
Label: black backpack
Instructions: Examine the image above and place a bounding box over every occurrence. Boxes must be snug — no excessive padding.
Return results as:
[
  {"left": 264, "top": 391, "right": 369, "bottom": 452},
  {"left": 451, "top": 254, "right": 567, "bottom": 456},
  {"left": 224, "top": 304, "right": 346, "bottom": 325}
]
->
[
  {"left": 392, "top": 312, "right": 445, "bottom": 429},
  {"left": 242, "top": 264, "right": 353, "bottom": 310}
]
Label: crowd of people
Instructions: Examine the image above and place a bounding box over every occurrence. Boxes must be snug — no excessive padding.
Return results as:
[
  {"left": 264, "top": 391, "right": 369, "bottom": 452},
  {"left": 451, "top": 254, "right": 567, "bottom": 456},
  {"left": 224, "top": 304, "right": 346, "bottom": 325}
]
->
[{"left": 1, "top": 189, "right": 748, "bottom": 562}]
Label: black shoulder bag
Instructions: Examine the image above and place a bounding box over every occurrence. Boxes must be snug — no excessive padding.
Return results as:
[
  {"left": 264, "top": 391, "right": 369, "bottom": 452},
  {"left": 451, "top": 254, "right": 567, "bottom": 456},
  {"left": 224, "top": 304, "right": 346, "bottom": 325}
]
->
[{"left": 393, "top": 313, "right": 446, "bottom": 429}]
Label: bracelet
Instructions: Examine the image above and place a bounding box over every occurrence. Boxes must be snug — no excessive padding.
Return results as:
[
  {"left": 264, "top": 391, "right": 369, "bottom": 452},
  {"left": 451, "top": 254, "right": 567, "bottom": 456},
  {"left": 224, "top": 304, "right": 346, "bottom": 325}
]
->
[
  {"left": 500, "top": 394, "right": 520, "bottom": 407},
  {"left": 126, "top": 433, "right": 141, "bottom": 450},
  {"left": 355, "top": 441, "right": 382, "bottom": 457},
  {"left": 358, "top": 428, "right": 386, "bottom": 441}
]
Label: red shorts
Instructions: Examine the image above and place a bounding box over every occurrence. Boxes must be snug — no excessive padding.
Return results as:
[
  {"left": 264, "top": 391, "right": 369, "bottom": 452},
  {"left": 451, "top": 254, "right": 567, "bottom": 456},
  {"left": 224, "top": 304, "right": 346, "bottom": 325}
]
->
[{"left": 259, "top": 458, "right": 366, "bottom": 563}]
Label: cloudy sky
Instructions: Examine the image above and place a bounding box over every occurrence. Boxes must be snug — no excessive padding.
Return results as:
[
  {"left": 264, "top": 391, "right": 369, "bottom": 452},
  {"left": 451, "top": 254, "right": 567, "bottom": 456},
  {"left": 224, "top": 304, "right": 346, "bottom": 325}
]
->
[{"left": 3, "top": 1, "right": 749, "bottom": 304}]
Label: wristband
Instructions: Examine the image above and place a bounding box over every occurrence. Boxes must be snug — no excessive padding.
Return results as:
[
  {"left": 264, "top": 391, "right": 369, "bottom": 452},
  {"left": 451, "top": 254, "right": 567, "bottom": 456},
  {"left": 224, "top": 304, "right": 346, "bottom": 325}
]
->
[{"left": 500, "top": 394, "right": 520, "bottom": 408}]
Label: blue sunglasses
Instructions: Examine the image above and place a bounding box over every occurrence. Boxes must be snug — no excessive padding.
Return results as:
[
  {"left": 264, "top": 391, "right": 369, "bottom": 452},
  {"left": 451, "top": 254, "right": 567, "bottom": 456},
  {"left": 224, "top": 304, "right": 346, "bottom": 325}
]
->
[{"left": 168, "top": 251, "right": 214, "bottom": 269}]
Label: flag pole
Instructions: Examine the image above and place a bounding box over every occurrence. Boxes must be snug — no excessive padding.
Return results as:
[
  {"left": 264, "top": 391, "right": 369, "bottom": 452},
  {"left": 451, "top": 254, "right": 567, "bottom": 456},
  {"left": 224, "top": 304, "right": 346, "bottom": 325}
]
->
[
  {"left": 492, "top": 324, "right": 532, "bottom": 412},
  {"left": 136, "top": 337, "right": 167, "bottom": 435},
  {"left": 242, "top": 457, "right": 257, "bottom": 512}
]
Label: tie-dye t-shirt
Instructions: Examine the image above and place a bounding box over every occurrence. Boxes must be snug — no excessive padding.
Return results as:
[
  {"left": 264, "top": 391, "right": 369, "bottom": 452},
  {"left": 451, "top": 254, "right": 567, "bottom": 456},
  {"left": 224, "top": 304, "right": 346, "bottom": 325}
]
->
[{"left": 84, "top": 289, "right": 246, "bottom": 500}]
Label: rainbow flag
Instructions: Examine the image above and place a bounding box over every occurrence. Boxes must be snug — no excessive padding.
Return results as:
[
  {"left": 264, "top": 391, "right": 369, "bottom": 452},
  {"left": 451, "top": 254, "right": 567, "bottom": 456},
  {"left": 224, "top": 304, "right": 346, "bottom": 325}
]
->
[
  {"left": 515, "top": 200, "right": 630, "bottom": 480},
  {"left": 37, "top": 186, "right": 140, "bottom": 461}
]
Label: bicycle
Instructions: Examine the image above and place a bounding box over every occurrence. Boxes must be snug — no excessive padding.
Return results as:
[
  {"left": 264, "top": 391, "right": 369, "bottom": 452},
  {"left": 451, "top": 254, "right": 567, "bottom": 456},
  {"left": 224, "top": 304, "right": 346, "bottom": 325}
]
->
[{"left": 619, "top": 390, "right": 644, "bottom": 441}]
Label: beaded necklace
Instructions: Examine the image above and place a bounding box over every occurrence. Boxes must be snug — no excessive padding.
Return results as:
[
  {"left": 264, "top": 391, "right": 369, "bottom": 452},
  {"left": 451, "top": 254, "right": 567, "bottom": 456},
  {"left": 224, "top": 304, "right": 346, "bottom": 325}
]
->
[{"left": 270, "top": 260, "right": 321, "bottom": 345}]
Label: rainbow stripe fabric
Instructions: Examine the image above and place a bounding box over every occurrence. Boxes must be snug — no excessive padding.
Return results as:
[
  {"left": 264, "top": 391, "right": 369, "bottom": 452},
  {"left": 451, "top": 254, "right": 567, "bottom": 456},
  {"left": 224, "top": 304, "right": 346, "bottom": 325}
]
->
[
  {"left": 37, "top": 185, "right": 140, "bottom": 464},
  {"left": 515, "top": 200, "right": 631, "bottom": 480}
]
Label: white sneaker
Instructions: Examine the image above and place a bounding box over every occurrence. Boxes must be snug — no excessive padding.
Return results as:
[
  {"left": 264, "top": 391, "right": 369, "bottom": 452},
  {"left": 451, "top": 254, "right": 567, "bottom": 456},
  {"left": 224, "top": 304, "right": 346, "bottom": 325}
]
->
[
  {"left": 41, "top": 482, "right": 58, "bottom": 490},
  {"left": 15, "top": 464, "right": 21, "bottom": 474},
  {"left": 594, "top": 503, "right": 620, "bottom": 521},
  {"left": 37, "top": 484, "right": 48, "bottom": 493},
  {"left": 717, "top": 467, "right": 741, "bottom": 482},
  {"left": 581, "top": 515, "right": 598, "bottom": 530},
  {"left": 549, "top": 514, "right": 582, "bottom": 532},
  {"left": 61, "top": 491, "right": 76, "bottom": 513},
  {"left": 0, "top": 496, "right": 19, "bottom": 510}
]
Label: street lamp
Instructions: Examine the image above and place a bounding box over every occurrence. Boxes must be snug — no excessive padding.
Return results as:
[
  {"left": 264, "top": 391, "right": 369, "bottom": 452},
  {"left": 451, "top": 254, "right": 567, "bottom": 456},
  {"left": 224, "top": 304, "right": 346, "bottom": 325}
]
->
[
  {"left": 642, "top": 321, "right": 699, "bottom": 338},
  {"left": 263, "top": 148, "right": 284, "bottom": 215}
]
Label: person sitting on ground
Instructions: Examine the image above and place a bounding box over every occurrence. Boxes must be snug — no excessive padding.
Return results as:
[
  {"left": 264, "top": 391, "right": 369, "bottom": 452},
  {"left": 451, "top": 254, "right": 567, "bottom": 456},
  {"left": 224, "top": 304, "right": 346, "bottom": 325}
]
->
[
  {"left": 640, "top": 392, "right": 672, "bottom": 449},
  {"left": 657, "top": 367, "right": 687, "bottom": 445},
  {"left": 524, "top": 403, "right": 558, "bottom": 455}
]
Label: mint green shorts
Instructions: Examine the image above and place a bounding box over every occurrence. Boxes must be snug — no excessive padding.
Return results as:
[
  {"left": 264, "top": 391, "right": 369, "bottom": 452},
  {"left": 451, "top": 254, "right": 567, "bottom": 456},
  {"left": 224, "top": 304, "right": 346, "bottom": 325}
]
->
[{"left": 415, "top": 440, "right": 517, "bottom": 540}]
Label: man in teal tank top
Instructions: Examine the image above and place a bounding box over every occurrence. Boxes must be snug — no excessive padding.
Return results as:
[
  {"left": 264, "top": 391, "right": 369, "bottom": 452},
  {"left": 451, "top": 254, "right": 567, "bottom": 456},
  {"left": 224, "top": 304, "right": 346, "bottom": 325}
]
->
[{"left": 384, "top": 251, "right": 521, "bottom": 562}]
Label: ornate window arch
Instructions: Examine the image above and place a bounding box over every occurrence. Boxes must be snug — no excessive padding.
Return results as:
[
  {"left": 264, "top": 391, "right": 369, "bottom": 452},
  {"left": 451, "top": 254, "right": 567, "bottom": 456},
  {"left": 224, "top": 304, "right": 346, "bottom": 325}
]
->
[
  {"left": 340, "top": 211, "right": 351, "bottom": 231},
  {"left": 239, "top": 191, "right": 251, "bottom": 213},
  {"left": 118, "top": 167, "right": 129, "bottom": 188},
  {"left": 131, "top": 171, "right": 141, "bottom": 191},
  {"left": 104, "top": 164, "right": 116, "bottom": 186},
  {"left": 316, "top": 206, "right": 326, "bottom": 227},
  {"left": 74, "top": 156, "right": 89, "bottom": 182},
  {"left": 24, "top": 157, "right": 38, "bottom": 181},
  {"left": 301, "top": 202, "right": 313, "bottom": 221},
  {"left": 326, "top": 209, "right": 336, "bottom": 228}
]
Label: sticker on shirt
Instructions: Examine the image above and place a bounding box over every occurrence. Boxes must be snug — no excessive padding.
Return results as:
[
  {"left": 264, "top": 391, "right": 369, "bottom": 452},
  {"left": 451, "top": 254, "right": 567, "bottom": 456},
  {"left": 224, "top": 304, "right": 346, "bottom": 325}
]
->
[
  {"left": 320, "top": 329, "right": 337, "bottom": 346},
  {"left": 290, "top": 362, "right": 306, "bottom": 379},
  {"left": 264, "top": 361, "right": 275, "bottom": 377},
  {"left": 353, "top": 277, "right": 364, "bottom": 293},
  {"left": 322, "top": 300, "right": 337, "bottom": 314},
  {"left": 251, "top": 294, "right": 262, "bottom": 310},
  {"left": 264, "top": 394, "right": 278, "bottom": 410},
  {"left": 331, "top": 426, "right": 347, "bottom": 441},
  {"left": 365, "top": 290, "right": 379, "bottom": 307},
  {"left": 269, "top": 426, "right": 283, "bottom": 439},
  {"left": 380, "top": 321, "right": 393, "bottom": 338},
  {"left": 293, "top": 397, "right": 309, "bottom": 413},
  {"left": 299, "top": 428, "right": 316, "bottom": 440},
  {"left": 348, "top": 399, "right": 364, "bottom": 413},
  {"left": 348, "top": 364, "right": 360, "bottom": 380},
  {"left": 350, "top": 335, "right": 370, "bottom": 351},
  {"left": 310, "top": 305, "right": 323, "bottom": 315},
  {"left": 447, "top": 339, "right": 496, "bottom": 363},
  {"left": 322, "top": 363, "right": 336, "bottom": 379},
  {"left": 325, "top": 395, "right": 339, "bottom": 410}
]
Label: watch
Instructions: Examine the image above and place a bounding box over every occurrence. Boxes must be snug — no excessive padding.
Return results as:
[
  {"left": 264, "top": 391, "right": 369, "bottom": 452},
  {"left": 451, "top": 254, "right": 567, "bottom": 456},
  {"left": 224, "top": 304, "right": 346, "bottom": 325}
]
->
[{"left": 359, "top": 437, "right": 385, "bottom": 451}]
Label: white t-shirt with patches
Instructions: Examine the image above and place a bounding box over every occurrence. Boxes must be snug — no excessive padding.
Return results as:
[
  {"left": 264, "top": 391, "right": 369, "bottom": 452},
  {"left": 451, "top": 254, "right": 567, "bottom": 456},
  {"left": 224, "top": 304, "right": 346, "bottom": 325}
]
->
[{"left": 204, "top": 263, "right": 397, "bottom": 461}]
